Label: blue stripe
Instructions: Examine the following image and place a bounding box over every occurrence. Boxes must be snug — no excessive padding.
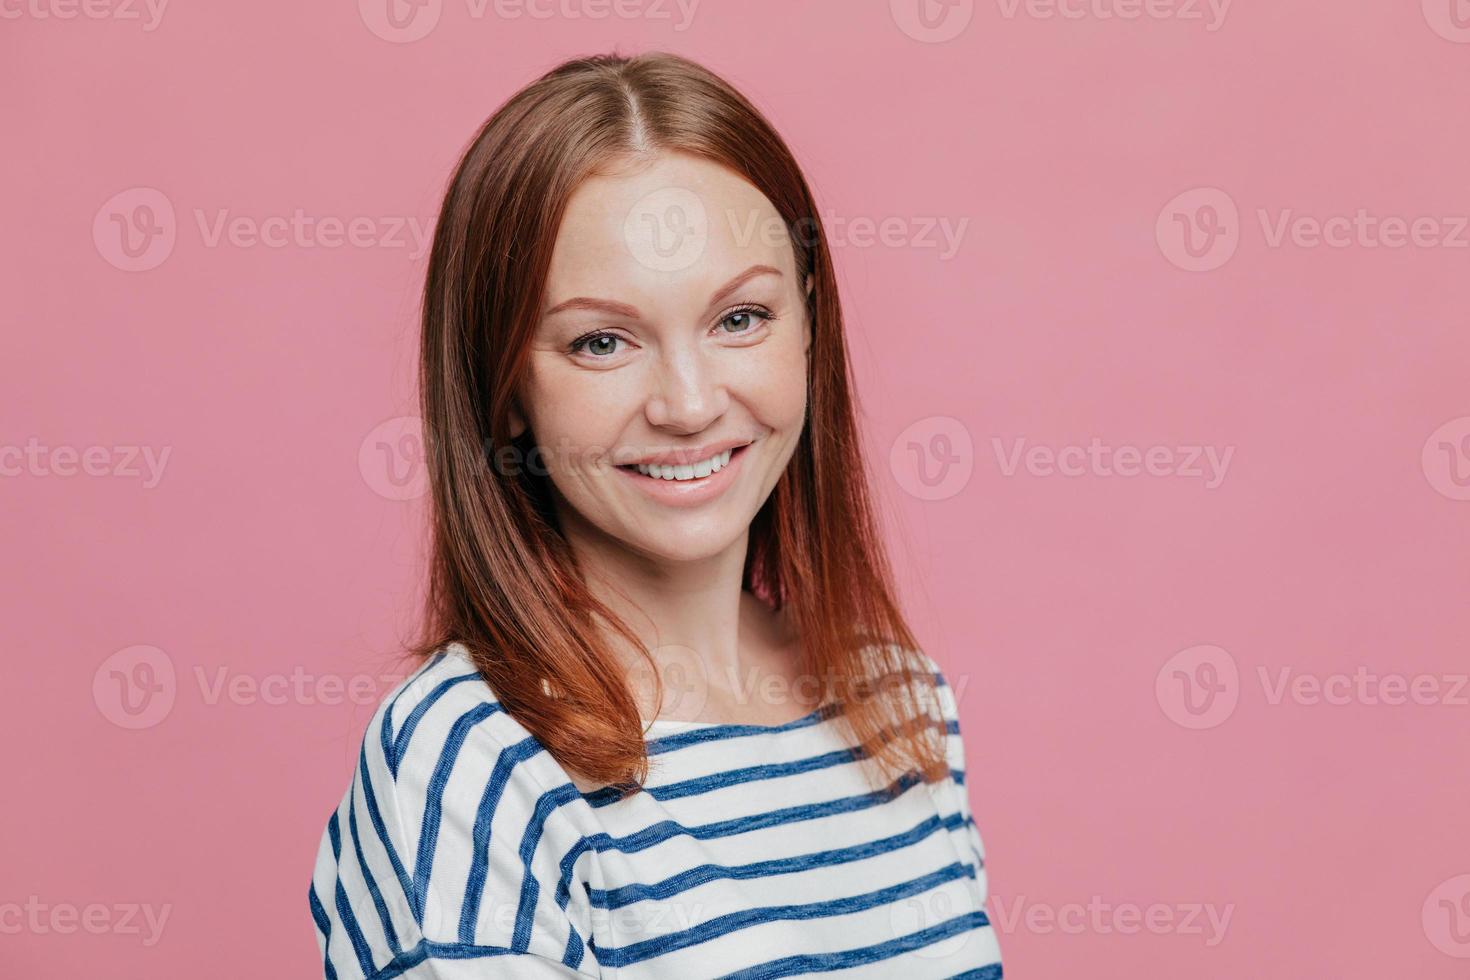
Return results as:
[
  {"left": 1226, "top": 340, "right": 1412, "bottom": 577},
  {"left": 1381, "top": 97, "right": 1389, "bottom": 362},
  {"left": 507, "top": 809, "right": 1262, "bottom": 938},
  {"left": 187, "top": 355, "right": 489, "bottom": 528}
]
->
[
  {"left": 589, "top": 716, "right": 925, "bottom": 810},
  {"left": 458, "top": 735, "right": 544, "bottom": 943},
  {"left": 643, "top": 701, "right": 843, "bottom": 755},
  {"left": 308, "top": 883, "right": 340, "bottom": 980},
  {"left": 561, "top": 923, "right": 585, "bottom": 969},
  {"left": 390, "top": 672, "right": 482, "bottom": 776},
  {"left": 331, "top": 882, "right": 375, "bottom": 977},
  {"left": 588, "top": 810, "right": 967, "bottom": 909},
  {"left": 348, "top": 782, "right": 402, "bottom": 955},
  {"left": 351, "top": 939, "right": 575, "bottom": 980},
  {"left": 584, "top": 744, "right": 866, "bottom": 808},
  {"left": 329, "top": 813, "right": 377, "bottom": 976},
  {"left": 379, "top": 651, "right": 447, "bottom": 779},
  {"left": 342, "top": 930, "right": 995, "bottom": 980},
  {"left": 309, "top": 881, "right": 333, "bottom": 937},
  {"left": 513, "top": 781, "right": 583, "bottom": 950},
  {"left": 598, "top": 861, "right": 976, "bottom": 967},
  {"left": 357, "top": 739, "right": 419, "bottom": 924},
  {"left": 555, "top": 770, "right": 925, "bottom": 911},
  {"left": 721, "top": 909, "right": 993, "bottom": 980},
  {"left": 412, "top": 703, "right": 501, "bottom": 919}
]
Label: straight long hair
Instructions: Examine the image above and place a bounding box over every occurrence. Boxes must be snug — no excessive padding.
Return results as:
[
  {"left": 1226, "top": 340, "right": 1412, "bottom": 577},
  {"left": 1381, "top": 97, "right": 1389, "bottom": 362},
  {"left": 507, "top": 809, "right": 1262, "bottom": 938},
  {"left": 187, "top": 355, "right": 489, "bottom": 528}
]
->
[{"left": 411, "top": 50, "right": 945, "bottom": 792}]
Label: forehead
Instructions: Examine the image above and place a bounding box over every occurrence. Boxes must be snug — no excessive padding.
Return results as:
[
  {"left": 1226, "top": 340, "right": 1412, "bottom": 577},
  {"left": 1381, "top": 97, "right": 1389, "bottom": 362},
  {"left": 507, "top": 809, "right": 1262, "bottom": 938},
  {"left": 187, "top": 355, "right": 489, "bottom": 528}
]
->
[{"left": 543, "top": 151, "right": 797, "bottom": 308}]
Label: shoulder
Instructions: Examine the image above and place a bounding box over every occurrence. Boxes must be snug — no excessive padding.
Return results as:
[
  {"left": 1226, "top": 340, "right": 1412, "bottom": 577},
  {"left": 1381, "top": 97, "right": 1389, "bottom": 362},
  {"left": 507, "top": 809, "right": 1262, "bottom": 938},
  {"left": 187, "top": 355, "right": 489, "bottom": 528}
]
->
[
  {"left": 855, "top": 642, "right": 968, "bottom": 775},
  {"left": 373, "top": 644, "right": 588, "bottom": 850},
  {"left": 903, "top": 647, "right": 969, "bottom": 779},
  {"left": 310, "top": 643, "right": 596, "bottom": 976},
  {"left": 912, "top": 648, "right": 962, "bottom": 725},
  {"left": 861, "top": 642, "right": 962, "bottom": 726},
  {"left": 371, "top": 643, "right": 565, "bottom": 790}
]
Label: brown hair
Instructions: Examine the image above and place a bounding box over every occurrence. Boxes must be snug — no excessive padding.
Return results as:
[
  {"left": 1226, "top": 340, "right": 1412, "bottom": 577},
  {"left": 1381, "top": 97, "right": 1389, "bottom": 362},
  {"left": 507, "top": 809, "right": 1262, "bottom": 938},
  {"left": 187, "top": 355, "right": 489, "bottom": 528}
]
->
[{"left": 411, "top": 50, "right": 945, "bottom": 792}]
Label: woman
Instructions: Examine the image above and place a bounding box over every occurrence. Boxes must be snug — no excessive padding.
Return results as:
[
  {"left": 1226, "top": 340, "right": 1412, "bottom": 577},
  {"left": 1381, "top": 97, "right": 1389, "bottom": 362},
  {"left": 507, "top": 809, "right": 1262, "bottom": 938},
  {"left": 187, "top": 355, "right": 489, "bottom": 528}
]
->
[{"left": 309, "top": 51, "right": 1002, "bottom": 978}]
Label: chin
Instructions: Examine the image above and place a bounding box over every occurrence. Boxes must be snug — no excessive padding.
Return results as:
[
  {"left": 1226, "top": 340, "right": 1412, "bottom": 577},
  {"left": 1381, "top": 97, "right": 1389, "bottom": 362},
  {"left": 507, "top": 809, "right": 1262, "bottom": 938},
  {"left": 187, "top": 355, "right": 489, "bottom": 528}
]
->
[{"left": 621, "top": 518, "right": 748, "bottom": 564}]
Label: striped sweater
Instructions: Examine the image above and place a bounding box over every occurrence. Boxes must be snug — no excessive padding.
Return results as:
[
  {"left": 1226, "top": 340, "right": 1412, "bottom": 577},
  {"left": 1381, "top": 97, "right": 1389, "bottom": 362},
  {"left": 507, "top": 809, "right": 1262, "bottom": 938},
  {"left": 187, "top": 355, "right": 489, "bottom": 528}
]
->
[{"left": 309, "top": 642, "right": 1003, "bottom": 978}]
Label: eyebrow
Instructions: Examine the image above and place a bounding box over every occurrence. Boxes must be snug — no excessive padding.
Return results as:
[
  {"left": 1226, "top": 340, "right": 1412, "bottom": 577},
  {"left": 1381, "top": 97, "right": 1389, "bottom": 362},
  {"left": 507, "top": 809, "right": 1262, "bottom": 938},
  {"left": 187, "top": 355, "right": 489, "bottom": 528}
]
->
[{"left": 543, "top": 264, "right": 783, "bottom": 319}]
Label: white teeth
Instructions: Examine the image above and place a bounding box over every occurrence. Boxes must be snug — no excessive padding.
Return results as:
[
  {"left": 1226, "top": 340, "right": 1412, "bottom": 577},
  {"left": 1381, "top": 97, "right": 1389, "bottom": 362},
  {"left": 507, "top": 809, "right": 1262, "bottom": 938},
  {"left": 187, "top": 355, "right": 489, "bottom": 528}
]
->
[{"left": 634, "top": 448, "right": 734, "bottom": 481}]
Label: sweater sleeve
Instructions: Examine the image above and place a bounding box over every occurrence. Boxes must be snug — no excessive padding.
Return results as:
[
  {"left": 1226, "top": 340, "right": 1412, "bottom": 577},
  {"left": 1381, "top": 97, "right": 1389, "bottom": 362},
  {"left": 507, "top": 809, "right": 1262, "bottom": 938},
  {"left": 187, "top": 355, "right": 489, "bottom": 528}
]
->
[
  {"left": 309, "top": 659, "right": 600, "bottom": 979},
  {"left": 917, "top": 650, "right": 989, "bottom": 877},
  {"left": 922, "top": 650, "right": 1005, "bottom": 972}
]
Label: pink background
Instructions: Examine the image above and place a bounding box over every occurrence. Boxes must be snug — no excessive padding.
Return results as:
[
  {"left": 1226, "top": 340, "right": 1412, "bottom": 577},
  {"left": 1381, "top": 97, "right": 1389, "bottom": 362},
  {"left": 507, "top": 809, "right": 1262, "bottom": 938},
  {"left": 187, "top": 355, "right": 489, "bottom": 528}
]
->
[{"left": 4, "top": 0, "right": 1469, "bottom": 976}]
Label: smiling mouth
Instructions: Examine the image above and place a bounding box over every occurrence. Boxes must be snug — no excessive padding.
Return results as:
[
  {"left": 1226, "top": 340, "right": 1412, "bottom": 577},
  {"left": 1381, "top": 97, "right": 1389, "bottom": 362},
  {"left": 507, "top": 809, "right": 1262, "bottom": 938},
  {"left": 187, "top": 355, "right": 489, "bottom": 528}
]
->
[{"left": 617, "top": 444, "right": 750, "bottom": 482}]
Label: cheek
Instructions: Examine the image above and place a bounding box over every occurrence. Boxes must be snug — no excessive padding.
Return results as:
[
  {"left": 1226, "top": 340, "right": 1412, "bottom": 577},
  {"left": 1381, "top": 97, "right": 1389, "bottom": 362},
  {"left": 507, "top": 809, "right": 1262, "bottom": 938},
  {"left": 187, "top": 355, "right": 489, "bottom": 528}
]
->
[
  {"left": 736, "top": 332, "right": 808, "bottom": 428},
  {"left": 523, "top": 361, "right": 632, "bottom": 448}
]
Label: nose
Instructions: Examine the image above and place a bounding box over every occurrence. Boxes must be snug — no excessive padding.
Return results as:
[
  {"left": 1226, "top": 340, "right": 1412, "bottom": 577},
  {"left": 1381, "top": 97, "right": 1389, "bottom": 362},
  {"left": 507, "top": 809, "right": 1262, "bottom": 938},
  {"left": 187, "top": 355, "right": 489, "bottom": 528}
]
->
[{"left": 643, "top": 341, "right": 728, "bottom": 434}]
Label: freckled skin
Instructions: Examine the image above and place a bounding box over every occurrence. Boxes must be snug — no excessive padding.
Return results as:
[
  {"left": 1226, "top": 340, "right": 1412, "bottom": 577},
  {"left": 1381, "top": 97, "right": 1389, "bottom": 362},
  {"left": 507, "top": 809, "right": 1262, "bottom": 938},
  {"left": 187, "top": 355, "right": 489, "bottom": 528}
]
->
[{"left": 509, "top": 150, "right": 812, "bottom": 568}]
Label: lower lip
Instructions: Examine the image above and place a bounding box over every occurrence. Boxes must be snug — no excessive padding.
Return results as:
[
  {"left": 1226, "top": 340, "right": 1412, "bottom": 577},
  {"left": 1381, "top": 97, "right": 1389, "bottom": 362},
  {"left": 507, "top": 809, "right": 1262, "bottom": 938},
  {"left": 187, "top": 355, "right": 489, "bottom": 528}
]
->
[{"left": 616, "top": 444, "right": 750, "bottom": 508}]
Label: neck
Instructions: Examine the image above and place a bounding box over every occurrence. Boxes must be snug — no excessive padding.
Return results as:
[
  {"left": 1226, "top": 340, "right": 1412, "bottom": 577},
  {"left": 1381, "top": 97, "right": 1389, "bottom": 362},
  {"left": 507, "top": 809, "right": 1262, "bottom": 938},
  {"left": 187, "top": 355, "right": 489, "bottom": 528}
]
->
[{"left": 556, "top": 505, "right": 795, "bottom": 720}]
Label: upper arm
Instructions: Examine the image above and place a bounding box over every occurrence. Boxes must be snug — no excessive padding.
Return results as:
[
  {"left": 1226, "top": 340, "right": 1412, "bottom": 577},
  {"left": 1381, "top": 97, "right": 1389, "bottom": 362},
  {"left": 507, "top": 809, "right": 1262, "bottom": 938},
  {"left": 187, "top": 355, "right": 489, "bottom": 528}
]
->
[{"left": 310, "top": 664, "right": 599, "bottom": 979}]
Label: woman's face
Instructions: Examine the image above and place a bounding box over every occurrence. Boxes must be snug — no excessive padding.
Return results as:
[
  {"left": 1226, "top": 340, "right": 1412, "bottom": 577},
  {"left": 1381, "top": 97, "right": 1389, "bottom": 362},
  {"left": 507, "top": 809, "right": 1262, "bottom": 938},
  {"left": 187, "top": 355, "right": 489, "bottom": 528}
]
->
[{"left": 510, "top": 150, "right": 812, "bottom": 564}]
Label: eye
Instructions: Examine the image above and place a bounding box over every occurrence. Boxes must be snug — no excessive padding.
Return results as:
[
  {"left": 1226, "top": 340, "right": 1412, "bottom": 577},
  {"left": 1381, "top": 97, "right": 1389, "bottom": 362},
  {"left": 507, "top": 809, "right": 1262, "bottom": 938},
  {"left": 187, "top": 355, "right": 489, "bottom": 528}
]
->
[
  {"left": 567, "top": 331, "right": 624, "bottom": 357},
  {"left": 717, "top": 304, "right": 776, "bottom": 336}
]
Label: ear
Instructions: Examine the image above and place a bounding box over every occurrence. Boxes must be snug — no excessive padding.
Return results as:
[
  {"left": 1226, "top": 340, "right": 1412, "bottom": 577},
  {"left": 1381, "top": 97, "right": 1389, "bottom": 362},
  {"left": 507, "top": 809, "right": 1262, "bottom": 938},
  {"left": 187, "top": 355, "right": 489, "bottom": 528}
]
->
[{"left": 508, "top": 401, "right": 527, "bottom": 439}]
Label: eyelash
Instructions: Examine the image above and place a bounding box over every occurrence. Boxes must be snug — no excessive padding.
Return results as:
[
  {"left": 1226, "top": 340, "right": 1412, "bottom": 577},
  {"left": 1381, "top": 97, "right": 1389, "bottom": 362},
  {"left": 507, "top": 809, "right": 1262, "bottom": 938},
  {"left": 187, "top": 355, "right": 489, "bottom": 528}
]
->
[{"left": 567, "top": 303, "right": 778, "bottom": 357}]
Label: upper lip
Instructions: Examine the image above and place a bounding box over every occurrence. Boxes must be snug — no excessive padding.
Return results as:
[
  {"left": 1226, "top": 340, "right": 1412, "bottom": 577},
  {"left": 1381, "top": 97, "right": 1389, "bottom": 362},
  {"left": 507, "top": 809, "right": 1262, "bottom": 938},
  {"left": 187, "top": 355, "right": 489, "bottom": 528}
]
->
[{"left": 617, "top": 438, "right": 753, "bottom": 468}]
